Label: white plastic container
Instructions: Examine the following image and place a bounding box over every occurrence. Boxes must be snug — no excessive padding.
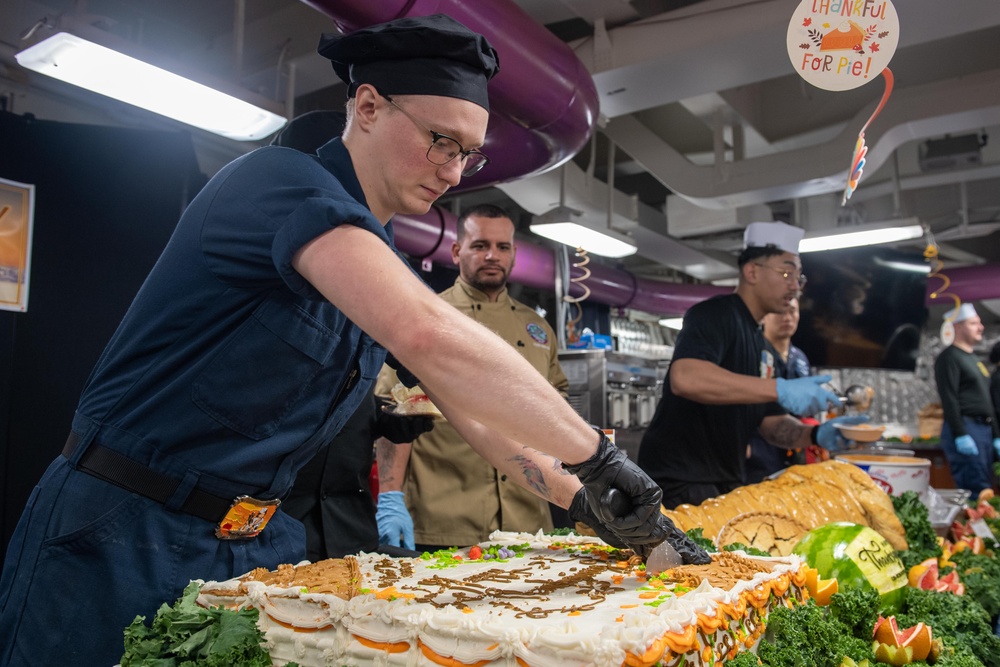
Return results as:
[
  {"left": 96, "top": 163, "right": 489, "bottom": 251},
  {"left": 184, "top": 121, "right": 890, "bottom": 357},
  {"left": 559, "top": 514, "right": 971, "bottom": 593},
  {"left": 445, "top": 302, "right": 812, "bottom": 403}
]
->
[{"left": 835, "top": 454, "right": 931, "bottom": 500}]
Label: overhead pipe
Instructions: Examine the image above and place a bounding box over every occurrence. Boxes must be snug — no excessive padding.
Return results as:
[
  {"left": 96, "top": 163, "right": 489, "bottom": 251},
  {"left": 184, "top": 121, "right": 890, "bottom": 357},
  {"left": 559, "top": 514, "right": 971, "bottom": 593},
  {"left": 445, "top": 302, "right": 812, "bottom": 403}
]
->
[
  {"left": 926, "top": 264, "right": 1000, "bottom": 305},
  {"left": 300, "top": 0, "right": 598, "bottom": 188},
  {"left": 301, "top": 0, "right": 729, "bottom": 315},
  {"left": 394, "top": 207, "right": 729, "bottom": 316}
]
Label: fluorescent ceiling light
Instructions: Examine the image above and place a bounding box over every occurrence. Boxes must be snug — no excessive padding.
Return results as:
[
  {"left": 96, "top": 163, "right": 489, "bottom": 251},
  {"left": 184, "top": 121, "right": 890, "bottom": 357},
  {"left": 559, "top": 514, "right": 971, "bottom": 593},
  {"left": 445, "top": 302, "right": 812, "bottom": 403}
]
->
[
  {"left": 798, "top": 219, "right": 924, "bottom": 253},
  {"left": 16, "top": 32, "right": 287, "bottom": 141},
  {"left": 530, "top": 207, "right": 638, "bottom": 258},
  {"left": 658, "top": 317, "right": 684, "bottom": 329}
]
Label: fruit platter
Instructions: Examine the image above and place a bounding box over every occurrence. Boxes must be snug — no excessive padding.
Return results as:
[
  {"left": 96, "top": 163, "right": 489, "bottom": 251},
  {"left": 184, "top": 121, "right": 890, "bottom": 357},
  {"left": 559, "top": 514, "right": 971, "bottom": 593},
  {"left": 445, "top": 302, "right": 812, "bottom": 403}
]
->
[{"left": 700, "top": 487, "right": 1000, "bottom": 667}]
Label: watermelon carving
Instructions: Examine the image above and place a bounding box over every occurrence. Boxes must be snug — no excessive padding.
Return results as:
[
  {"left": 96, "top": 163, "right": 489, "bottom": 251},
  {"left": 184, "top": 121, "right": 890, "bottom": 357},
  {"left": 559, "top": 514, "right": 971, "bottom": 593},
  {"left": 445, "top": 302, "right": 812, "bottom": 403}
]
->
[{"left": 792, "top": 522, "right": 907, "bottom": 614}]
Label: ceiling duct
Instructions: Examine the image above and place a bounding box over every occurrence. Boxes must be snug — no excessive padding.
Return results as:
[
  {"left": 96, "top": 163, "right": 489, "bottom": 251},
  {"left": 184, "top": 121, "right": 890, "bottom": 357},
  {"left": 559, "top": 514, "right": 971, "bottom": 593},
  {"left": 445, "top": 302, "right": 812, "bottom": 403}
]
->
[{"left": 918, "top": 133, "right": 987, "bottom": 172}]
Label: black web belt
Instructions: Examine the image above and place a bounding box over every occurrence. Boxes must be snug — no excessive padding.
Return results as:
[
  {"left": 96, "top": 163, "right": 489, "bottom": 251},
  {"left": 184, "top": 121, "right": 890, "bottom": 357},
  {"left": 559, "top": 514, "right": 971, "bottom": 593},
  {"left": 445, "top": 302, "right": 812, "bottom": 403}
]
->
[{"left": 63, "top": 432, "right": 234, "bottom": 524}]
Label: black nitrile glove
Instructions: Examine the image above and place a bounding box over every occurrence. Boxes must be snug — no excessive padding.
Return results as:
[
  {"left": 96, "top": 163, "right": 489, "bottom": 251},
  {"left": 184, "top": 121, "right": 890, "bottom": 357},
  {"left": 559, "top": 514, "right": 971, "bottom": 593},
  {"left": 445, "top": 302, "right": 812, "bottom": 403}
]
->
[
  {"left": 567, "top": 488, "right": 629, "bottom": 550},
  {"left": 376, "top": 401, "right": 434, "bottom": 443},
  {"left": 659, "top": 515, "right": 712, "bottom": 565},
  {"left": 562, "top": 430, "right": 666, "bottom": 554}
]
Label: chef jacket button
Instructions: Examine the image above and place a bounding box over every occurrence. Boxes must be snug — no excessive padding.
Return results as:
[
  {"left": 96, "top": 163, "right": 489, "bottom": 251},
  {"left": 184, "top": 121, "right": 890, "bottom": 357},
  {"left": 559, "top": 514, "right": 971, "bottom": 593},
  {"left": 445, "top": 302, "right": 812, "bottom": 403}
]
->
[{"left": 500, "top": 474, "right": 507, "bottom": 482}]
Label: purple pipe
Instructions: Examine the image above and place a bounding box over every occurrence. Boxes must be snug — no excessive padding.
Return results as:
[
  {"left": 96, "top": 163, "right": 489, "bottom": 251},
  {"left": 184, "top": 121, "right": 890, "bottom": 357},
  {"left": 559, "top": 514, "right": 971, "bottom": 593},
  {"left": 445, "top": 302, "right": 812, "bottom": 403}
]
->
[
  {"left": 394, "top": 208, "right": 730, "bottom": 316},
  {"left": 301, "top": 0, "right": 598, "bottom": 188},
  {"left": 926, "top": 264, "right": 1000, "bottom": 305}
]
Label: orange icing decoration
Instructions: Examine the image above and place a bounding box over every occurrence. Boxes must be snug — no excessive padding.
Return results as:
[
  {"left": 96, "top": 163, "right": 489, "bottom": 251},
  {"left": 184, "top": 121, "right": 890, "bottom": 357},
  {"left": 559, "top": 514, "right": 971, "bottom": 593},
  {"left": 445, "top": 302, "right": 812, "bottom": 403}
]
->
[
  {"left": 661, "top": 625, "right": 698, "bottom": 654},
  {"left": 696, "top": 612, "right": 724, "bottom": 634},
  {"left": 771, "top": 573, "right": 790, "bottom": 596},
  {"left": 639, "top": 591, "right": 660, "bottom": 599},
  {"left": 624, "top": 636, "right": 670, "bottom": 667},
  {"left": 418, "top": 641, "right": 491, "bottom": 667},
  {"left": 355, "top": 635, "right": 410, "bottom": 653},
  {"left": 265, "top": 614, "right": 330, "bottom": 632}
]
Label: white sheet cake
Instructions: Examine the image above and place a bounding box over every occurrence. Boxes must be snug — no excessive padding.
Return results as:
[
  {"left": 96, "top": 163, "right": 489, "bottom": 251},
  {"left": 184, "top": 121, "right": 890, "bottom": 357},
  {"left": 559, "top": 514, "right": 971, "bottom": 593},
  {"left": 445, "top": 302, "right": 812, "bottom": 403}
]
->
[{"left": 197, "top": 531, "right": 810, "bottom": 667}]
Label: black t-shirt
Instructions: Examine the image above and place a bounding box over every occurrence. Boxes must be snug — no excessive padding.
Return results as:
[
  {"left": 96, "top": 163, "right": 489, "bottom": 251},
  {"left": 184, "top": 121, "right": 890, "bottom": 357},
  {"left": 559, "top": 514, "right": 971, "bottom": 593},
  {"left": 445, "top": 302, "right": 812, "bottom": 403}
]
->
[
  {"left": 638, "top": 294, "right": 782, "bottom": 485},
  {"left": 934, "top": 346, "right": 999, "bottom": 438}
]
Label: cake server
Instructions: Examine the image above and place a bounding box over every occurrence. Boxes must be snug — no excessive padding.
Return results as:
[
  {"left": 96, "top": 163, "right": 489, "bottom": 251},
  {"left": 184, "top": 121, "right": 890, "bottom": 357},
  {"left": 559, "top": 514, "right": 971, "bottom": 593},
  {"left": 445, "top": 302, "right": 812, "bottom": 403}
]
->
[{"left": 601, "top": 488, "right": 683, "bottom": 575}]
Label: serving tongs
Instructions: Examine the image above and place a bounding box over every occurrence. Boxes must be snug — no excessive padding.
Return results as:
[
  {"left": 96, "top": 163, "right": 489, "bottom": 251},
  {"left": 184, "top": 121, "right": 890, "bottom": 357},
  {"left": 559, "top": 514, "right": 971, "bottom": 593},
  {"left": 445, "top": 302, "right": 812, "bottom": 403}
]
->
[{"left": 826, "top": 383, "right": 875, "bottom": 413}]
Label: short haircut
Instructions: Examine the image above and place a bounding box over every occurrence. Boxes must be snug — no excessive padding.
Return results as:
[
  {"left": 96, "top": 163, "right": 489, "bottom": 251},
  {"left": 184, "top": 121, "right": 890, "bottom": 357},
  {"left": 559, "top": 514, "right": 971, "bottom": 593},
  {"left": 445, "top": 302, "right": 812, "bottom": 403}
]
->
[
  {"left": 990, "top": 341, "right": 1000, "bottom": 365},
  {"left": 737, "top": 244, "right": 787, "bottom": 269},
  {"left": 456, "top": 203, "right": 512, "bottom": 241}
]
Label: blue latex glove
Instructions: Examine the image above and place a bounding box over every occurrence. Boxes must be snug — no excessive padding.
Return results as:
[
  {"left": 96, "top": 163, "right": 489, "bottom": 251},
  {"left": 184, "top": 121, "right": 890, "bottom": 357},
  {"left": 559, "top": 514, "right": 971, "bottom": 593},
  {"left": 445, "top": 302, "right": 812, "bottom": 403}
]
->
[
  {"left": 955, "top": 434, "right": 978, "bottom": 456},
  {"left": 376, "top": 491, "right": 414, "bottom": 550},
  {"left": 775, "top": 375, "right": 840, "bottom": 416},
  {"left": 815, "top": 414, "right": 870, "bottom": 450},
  {"left": 994, "top": 438, "right": 1000, "bottom": 458}
]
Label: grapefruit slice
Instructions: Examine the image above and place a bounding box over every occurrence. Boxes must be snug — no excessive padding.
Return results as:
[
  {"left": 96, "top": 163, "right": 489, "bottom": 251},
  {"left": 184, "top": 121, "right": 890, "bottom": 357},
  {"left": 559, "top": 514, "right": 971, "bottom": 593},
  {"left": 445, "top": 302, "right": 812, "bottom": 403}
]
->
[
  {"left": 898, "top": 622, "right": 932, "bottom": 662},
  {"left": 873, "top": 615, "right": 901, "bottom": 647}
]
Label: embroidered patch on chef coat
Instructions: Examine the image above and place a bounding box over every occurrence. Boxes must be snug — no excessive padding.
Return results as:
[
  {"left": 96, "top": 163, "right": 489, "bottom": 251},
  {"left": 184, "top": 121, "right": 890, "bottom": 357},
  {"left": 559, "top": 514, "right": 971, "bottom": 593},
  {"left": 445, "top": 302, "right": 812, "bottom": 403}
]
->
[{"left": 526, "top": 323, "right": 548, "bottom": 345}]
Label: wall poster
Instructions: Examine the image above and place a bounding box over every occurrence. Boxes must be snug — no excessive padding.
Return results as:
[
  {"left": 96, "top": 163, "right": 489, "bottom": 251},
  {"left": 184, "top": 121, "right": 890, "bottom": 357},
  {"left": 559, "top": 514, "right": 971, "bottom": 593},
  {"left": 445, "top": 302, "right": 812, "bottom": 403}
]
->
[{"left": 0, "top": 176, "right": 35, "bottom": 312}]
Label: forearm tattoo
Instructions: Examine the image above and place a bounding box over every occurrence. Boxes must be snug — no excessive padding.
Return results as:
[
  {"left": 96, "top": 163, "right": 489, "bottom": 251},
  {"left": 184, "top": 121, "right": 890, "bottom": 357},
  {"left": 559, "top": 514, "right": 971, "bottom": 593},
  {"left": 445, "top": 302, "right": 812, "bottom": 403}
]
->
[
  {"left": 510, "top": 452, "right": 550, "bottom": 499},
  {"left": 766, "top": 418, "right": 807, "bottom": 448}
]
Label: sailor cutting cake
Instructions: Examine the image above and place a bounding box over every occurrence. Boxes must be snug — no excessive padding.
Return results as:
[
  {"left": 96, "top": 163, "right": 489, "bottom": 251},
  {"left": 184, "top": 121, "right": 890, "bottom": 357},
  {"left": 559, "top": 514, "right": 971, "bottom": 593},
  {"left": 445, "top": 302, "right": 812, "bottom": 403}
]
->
[
  {"left": 0, "top": 15, "right": 706, "bottom": 667},
  {"left": 638, "top": 221, "right": 869, "bottom": 509}
]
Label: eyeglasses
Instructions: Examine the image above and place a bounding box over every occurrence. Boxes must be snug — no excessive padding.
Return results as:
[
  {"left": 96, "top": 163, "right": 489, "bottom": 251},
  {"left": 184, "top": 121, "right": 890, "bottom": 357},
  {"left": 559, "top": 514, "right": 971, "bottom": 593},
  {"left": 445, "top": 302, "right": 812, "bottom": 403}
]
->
[
  {"left": 754, "top": 263, "right": 808, "bottom": 288},
  {"left": 383, "top": 94, "right": 490, "bottom": 177}
]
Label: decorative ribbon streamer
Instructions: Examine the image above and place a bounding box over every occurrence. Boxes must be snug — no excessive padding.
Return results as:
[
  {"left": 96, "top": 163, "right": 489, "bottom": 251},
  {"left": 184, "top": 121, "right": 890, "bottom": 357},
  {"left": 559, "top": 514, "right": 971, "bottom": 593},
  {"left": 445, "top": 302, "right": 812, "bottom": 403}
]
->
[
  {"left": 564, "top": 247, "right": 592, "bottom": 344},
  {"left": 841, "top": 67, "right": 895, "bottom": 205},
  {"left": 924, "top": 236, "right": 960, "bottom": 315}
]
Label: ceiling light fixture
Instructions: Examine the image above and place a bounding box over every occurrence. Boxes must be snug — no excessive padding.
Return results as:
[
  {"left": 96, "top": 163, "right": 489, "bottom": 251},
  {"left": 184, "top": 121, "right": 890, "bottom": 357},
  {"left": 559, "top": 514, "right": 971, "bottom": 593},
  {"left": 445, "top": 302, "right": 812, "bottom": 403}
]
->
[
  {"left": 15, "top": 29, "right": 287, "bottom": 141},
  {"left": 798, "top": 218, "right": 924, "bottom": 253},
  {"left": 530, "top": 206, "right": 638, "bottom": 258},
  {"left": 529, "top": 165, "right": 638, "bottom": 259}
]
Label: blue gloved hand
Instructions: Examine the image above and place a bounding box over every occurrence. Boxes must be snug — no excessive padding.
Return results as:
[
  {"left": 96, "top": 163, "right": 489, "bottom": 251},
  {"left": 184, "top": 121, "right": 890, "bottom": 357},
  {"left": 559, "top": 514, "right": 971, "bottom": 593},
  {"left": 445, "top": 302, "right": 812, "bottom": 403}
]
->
[
  {"left": 815, "top": 414, "right": 870, "bottom": 450},
  {"left": 775, "top": 375, "right": 840, "bottom": 416},
  {"left": 994, "top": 438, "right": 1000, "bottom": 458},
  {"left": 376, "top": 491, "right": 414, "bottom": 550},
  {"left": 955, "top": 434, "right": 978, "bottom": 456}
]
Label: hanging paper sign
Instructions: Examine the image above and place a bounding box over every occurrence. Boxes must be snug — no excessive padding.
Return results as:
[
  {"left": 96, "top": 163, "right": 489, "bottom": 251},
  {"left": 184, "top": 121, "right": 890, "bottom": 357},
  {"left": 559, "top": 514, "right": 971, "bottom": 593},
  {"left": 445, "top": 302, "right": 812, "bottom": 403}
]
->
[{"left": 786, "top": 0, "right": 899, "bottom": 92}]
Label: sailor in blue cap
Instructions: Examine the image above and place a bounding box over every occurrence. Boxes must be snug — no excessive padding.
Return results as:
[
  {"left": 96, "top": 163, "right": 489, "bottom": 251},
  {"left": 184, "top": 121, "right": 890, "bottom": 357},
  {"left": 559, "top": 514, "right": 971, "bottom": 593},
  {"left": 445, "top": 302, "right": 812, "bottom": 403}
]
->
[{"left": 0, "top": 15, "right": 694, "bottom": 666}]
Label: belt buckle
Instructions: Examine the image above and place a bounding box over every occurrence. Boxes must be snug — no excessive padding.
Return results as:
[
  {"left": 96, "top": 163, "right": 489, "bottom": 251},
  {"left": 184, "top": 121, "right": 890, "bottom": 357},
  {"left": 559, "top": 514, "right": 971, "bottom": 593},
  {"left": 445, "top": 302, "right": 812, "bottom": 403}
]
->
[{"left": 215, "top": 496, "right": 281, "bottom": 540}]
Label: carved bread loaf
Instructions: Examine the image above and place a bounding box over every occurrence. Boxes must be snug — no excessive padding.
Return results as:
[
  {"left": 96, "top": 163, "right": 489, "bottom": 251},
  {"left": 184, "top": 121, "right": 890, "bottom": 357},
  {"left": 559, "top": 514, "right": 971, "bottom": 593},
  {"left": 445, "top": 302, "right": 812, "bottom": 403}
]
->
[{"left": 661, "top": 460, "right": 908, "bottom": 551}]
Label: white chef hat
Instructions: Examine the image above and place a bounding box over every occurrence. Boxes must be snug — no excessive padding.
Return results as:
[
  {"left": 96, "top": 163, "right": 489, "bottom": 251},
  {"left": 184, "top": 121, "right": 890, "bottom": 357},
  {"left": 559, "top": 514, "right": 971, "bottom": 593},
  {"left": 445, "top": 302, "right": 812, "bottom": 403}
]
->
[
  {"left": 943, "top": 303, "right": 977, "bottom": 323},
  {"left": 743, "top": 222, "right": 804, "bottom": 255}
]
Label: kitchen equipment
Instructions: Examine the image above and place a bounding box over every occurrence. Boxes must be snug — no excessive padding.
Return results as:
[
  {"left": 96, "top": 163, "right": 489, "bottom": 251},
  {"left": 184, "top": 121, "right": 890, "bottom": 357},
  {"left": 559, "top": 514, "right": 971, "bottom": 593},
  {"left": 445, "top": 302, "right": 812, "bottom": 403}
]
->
[
  {"left": 843, "top": 384, "right": 875, "bottom": 412},
  {"left": 601, "top": 488, "right": 682, "bottom": 574}
]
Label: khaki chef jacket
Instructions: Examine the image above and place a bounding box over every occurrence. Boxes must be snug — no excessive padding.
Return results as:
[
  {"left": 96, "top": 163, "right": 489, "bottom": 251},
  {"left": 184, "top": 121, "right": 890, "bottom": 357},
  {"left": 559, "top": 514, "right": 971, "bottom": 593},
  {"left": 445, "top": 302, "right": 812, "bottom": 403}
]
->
[{"left": 376, "top": 276, "right": 568, "bottom": 547}]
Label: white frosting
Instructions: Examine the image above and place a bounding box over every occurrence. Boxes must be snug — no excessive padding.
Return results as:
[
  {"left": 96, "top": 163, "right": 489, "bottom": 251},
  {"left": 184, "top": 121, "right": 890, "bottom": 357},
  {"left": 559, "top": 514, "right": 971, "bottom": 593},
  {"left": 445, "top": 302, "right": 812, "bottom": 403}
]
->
[{"left": 198, "top": 531, "right": 805, "bottom": 667}]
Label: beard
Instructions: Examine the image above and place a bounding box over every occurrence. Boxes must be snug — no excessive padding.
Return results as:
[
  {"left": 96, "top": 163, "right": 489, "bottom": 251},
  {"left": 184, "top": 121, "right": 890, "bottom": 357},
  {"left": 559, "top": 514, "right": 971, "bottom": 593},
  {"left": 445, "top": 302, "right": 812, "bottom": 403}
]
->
[{"left": 467, "top": 266, "right": 508, "bottom": 293}]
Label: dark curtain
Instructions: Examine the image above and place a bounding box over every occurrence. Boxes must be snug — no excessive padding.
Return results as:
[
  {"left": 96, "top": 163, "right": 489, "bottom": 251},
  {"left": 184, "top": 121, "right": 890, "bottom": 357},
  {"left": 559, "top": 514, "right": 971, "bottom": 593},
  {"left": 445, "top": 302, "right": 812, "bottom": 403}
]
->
[{"left": 0, "top": 111, "right": 205, "bottom": 560}]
